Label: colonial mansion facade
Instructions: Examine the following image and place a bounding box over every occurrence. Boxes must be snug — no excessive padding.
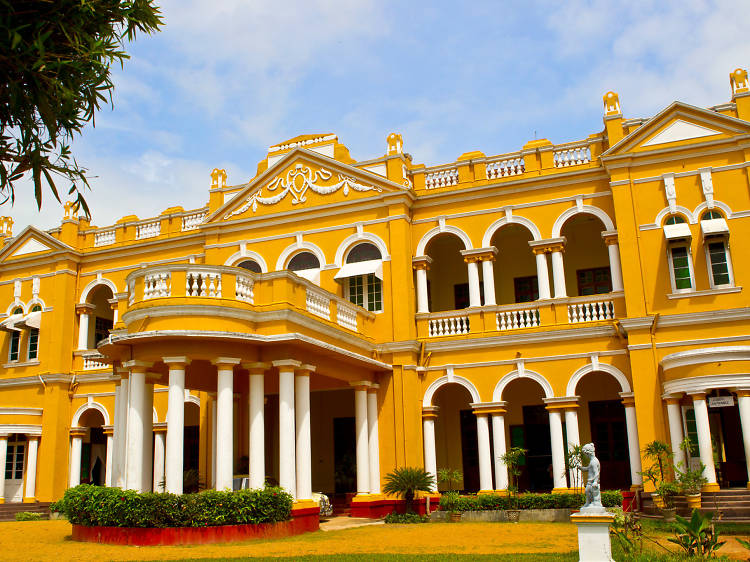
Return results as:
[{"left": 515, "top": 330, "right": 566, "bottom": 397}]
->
[{"left": 2, "top": 69, "right": 750, "bottom": 511}]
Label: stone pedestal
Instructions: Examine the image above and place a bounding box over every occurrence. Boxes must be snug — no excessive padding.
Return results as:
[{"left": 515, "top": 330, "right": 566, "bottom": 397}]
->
[{"left": 571, "top": 510, "right": 614, "bottom": 562}]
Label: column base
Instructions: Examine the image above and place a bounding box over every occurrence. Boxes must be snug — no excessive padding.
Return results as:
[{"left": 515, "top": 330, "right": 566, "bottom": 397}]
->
[
  {"left": 702, "top": 482, "right": 720, "bottom": 492},
  {"left": 0, "top": 498, "right": 4, "bottom": 504},
  {"left": 292, "top": 499, "right": 318, "bottom": 510},
  {"left": 493, "top": 489, "right": 508, "bottom": 494},
  {"left": 629, "top": 484, "right": 643, "bottom": 492},
  {"left": 552, "top": 487, "right": 572, "bottom": 494},
  {"left": 22, "top": 497, "right": 36, "bottom": 503},
  {"left": 351, "top": 494, "right": 398, "bottom": 518},
  {"left": 477, "top": 489, "right": 496, "bottom": 495}
]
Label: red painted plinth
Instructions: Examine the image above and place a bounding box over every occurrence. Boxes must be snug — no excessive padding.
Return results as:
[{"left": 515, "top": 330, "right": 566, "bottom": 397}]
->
[
  {"left": 72, "top": 508, "right": 319, "bottom": 546},
  {"left": 350, "top": 497, "right": 431, "bottom": 518}
]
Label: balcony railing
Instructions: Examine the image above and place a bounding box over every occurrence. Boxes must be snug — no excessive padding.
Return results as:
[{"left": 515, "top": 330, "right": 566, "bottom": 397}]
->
[
  {"left": 486, "top": 155, "right": 525, "bottom": 179},
  {"left": 94, "top": 229, "right": 116, "bottom": 247},
  {"left": 181, "top": 211, "right": 207, "bottom": 231},
  {"left": 553, "top": 142, "right": 592, "bottom": 168},
  {"left": 424, "top": 167, "right": 459, "bottom": 189},
  {"left": 136, "top": 220, "right": 161, "bottom": 239},
  {"left": 496, "top": 304, "right": 540, "bottom": 330}
]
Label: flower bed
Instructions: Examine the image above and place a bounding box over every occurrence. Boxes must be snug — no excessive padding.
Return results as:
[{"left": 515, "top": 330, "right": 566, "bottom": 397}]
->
[{"left": 438, "top": 491, "right": 623, "bottom": 512}]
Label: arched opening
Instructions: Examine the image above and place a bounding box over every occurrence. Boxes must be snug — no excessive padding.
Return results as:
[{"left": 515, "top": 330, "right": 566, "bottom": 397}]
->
[
  {"left": 183, "top": 401, "right": 201, "bottom": 491},
  {"left": 490, "top": 224, "right": 538, "bottom": 304},
  {"left": 339, "top": 243, "right": 383, "bottom": 312},
  {"left": 286, "top": 251, "right": 321, "bottom": 283},
  {"left": 433, "top": 383, "right": 480, "bottom": 492},
  {"left": 77, "top": 408, "right": 106, "bottom": 486},
  {"left": 425, "top": 234, "right": 468, "bottom": 312},
  {"left": 560, "top": 214, "right": 611, "bottom": 297},
  {"left": 574, "top": 372, "right": 630, "bottom": 489},
  {"left": 3, "top": 434, "right": 26, "bottom": 502},
  {"left": 237, "top": 259, "right": 262, "bottom": 273},
  {"left": 86, "top": 285, "right": 115, "bottom": 349},
  {"left": 503, "top": 378, "right": 552, "bottom": 492}
]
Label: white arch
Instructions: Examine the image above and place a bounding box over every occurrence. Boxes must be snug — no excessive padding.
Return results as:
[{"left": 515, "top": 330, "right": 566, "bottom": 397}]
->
[
  {"left": 72, "top": 401, "right": 111, "bottom": 426},
  {"left": 693, "top": 200, "right": 732, "bottom": 220},
  {"left": 493, "top": 369, "right": 554, "bottom": 401},
  {"left": 26, "top": 297, "right": 47, "bottom": 311},
  {"left": 153, "top": 407, "right": 159, "bottom": 423},
  {"left": 80, "top": 277, "right": 118, "bottom": 304},
  {"left": 416, "top": 224, "right": 473, "bottom": 256},
  {"left": 334, "top": 232, "right": 390, "bottom": 267},
  {"left": 654, "top": 205, "right": 696, "bottom": 226},
  {"left": 566, "top": 362, "right": 632, "bottom": 396},
  {"left": 224, "top": 249, "right": 268, "bottom": 272},
  {"left": 422, "top": 374, "right": 481, "bottom": 407},
  {"left": 275, "top": 241, "right": 327, "bottom": 271},
  {"left": 482, "top": 214, "right": 542, "bottom": 246},
  {"left": 5, "top": 301, "right": 25, "bottom": 316},
  {"left": 185, "top": 393, "right": 200, "bottom": 407},
  {"left": 551, "top": 205, "right": 615, "bottom": 238}
]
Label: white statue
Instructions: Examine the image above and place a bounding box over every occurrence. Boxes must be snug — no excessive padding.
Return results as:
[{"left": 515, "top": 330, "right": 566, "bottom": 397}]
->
[{"left": 579, "top": 442, "right": 603, "bottom": 512}]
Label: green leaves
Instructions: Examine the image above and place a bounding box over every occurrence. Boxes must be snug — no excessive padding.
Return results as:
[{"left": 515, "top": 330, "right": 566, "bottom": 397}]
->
[{"left": 668, "top": 508, "right": 726, "bottom": 557}]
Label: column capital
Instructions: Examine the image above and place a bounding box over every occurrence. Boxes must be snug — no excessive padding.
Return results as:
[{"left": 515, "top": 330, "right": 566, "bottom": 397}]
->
[
  {"left": 0, "top": 433, "right": 9, "bottom": 439},
  {"left": 163, "top": 356, "right": 190, "bottom": 367},
  {"left": 75, "top": 303, "right": 96, "bottom": 315},
  {"left": 662, "top": 392, "right": 683, "bottom": 404},
  {"left": 601, "top": 230, "right": 619, "bottom": 245},
  {"left": 620, "top": 392, "right": 636, "bottom": 407},
  {"left": 273, "top": 359, "right": 302, "bottom": 371},
  {"left": 461, "top": 247, "right": 497, "bottom": 262},
  {"left": 69, "top": 427, "right": 87, "bottom": 438},
  {"left": 102, "top": 426, "right": 114, "bottom": 436},
  {"left": 295, "top": 364, "right": 316, "bottom": 376},
  {"left": 470, "top": 401, "right": 507, "bottom": 415},
  {"left": 411, "top": 255, "right": 433, "bottom": 270},
  {"left": 543, "top": 396, "right": 579, "bottom": 410},
  {"left": 367, "top": 383, "right": 380, "bottom": 392},
  {"left": 689, "top": 391, "right": 708, "bottom": 400},
  {"left": 26, "top": 434, "right": 40, "bottom": 442},
  {"left": 422, "top": 405, "right": 439, "bottom": 420},
  {"left": 350, "top": 380, "right": 371, "bottom": 391},
  {"left": 153, "top": 423, "right": 167, "bottom": 434},
  {"left": 735, "top": 388, "right": 750, "bottom": 398},
  {"left": 107, "top": 298, "right": 120, "bottom": 311},
  {"left": 122, "top": 359, "right": 154, "bottom": 373},
  {"left": 213, "top": 357, "right": 241, "bottom": 369},
  {"left": 242, "top": 361, "right": 271, "bottom": 374},
  {"left": 529, "top": 237, "right": 566, "bottom": 254}
]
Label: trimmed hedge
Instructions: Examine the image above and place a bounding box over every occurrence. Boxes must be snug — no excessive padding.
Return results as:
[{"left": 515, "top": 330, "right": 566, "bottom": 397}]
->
[
  {"left": 15, "top": 511, "right": 43, "bottom": 521},
  {"left": 438, "top": 491, "right": 623, "bottom": 511},
  {"left": 384, "top": 511, "right": 430, "bottom": 524},
  {"left": 51, "top": 484, "right": 293, "bottom": 528}
]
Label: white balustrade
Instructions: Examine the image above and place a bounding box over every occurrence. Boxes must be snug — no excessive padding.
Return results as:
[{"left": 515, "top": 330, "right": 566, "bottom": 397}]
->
[
  {"left": 424, "top": 168, "right": 459, "bottom": 189},
  {"left": 429, "top": 315, "right": 470, "bottom": 337},
  {"left": 496, "top": 307, "right": 540, "bottom": 330},
  {"left": 181, "top": 211, "right": 207, "bottom": 231},
  {"left": 486, "top": 157, "right": 525, "bottom": 179},
  {"left": 306, "top": 289, "right": 331, "bottom": 320},
  {"left": 553, "top": 146, "right": 591, "bottom": 168},
  {"left": 186, "top": 271, "right": 222, "bottom": 297},
  {"left": 235, "top": 275, "right": 254, "bottom": 303},
  {"left": 83, "top": 355, "right": 109, "bottom": 370},
  {"left": 136, "top": 220, "right": 161, "bottom": 239},
  {"left": 336, "top": 302, "right": 358, "bottom": 331},
  {"left": 94, "top": 229, "right": 116, "bottom": 247},
  {"left": 143, "top": 272, "right": 171, "bottom": 299},
  {"left": 567, "top": 300, "right": 615, "bottom": 323}
]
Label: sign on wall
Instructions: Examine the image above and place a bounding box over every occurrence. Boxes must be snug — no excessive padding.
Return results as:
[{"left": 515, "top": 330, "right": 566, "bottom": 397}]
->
[{"left": 708, "top": 396, "right": 734, "bottom": 408}]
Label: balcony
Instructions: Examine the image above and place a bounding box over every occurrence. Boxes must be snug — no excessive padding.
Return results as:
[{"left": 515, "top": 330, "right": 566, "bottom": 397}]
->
[
  {"left": 123, "top": 264, "right": 375, "bottom": 338},
  {"left": 416, "top": 293, "right": 624, "bottom": 339}
]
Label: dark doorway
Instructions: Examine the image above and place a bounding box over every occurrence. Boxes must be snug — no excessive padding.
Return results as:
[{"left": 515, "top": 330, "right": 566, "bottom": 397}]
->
[
  {"left": 459, "top": 410, "right": 481, "bottom": 492},
  {"left": 333, "top": 417, "right": 356, "bottom": 494},
  {"left": 511, "top": 405, "right": 553, "bottom": 492},
  {"left": 704, "top": 392, "right": 748, "bottom": 487},
  {"left": 184, "top": 426, "right": 200, "bottom": 471},
  {"left": 588, "top": 400, "right": 629, "bottom": 489}
]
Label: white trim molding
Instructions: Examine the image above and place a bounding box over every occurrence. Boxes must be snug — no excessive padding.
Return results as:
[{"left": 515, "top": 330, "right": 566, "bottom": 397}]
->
[
  {"left": 0, "top": 408, "right": 42, "bottom": 416},
  {"left": 481, "top": 213, "right": 542, "bottom": 246},
  {"left": 664, "top": 373, "right": 750, "bottom": 396},
  {"left": 493, "top": 368, "right": 554, "bottom": 401},
  {"left": 416, "top": 224, "right": 473, "bottom": 255},
  {"left": 423, "top": 373, "right": 481, "bottom": 407},
  {"left": 334, "top": 232, "right": 391, "bottom": 267},
  {"left": 0, "top": 424, "right": 42, "bottom": 436},
  {"left": 551, "top": 205, "right": 615, "bottom": 238},
  {"left": 223, "top": 248, "right": 269, "bottom": 272},
  {"left": 661, "top": 346, "right": 750, "bottom": 371},
  {"left": 566, "top": 362, "right": 632, "bottom": 395},
  {"left": 79, "top": 276, "right": 118, "bottom": 304},
  {"left": 275, "top": 240, "right": 328, "bottom": 271},
  {"left": 72, "top": 400, "right": 111, "bottom": 426}
]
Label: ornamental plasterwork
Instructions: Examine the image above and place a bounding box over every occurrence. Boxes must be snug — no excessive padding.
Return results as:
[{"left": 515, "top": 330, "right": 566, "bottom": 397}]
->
[{"left": 225, "top": 163, "right": 383, "bottom": 218}]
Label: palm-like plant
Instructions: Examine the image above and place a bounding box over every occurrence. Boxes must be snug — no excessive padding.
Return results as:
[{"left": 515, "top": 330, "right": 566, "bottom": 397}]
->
[{"left": 382, "top": 467, "right": 435, "bottom": 513}]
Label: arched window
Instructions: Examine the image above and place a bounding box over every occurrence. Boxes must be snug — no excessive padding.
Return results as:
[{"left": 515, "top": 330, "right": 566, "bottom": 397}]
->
[
  {"left": 287, "top": 252, "right": 320, "bottom": 271},
  {"left": 8, "top": 306, "right": 23, "bottom": 362},
  {"left": 665, "top": 215, "right": 686, "bottom": 225},
  {"left": 27, "top": 305, "right": 41, "bottom": 360},
  {"left": 340, "top": 243, "right": 383, "bottom": 312},
  {"left": 237, "top": 260, "right": 262, "bottom": 273},
  {"left": 701, "top": 210, "right": 723, "bottom": 221}
]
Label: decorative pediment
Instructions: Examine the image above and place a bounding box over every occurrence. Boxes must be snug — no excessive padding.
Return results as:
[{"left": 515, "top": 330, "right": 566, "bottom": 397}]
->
[
  {"left": 641, "top": 119, "right": 722, "bottom": 147},
  {"left": 0, "top": 226, "right": 75, "bottom": 262}
]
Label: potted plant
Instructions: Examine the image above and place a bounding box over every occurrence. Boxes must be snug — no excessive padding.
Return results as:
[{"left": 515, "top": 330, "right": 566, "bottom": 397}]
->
[
  {"left": 440, "top": 491, "right": 462, "bottom": 522},
  {"left": 657, "top": 481, "right": 679, "bottom": 521},
  {"left": 501, "top": 446, "right": 527, "bottom": 523},
  {"left": 437, "top": 467, "right": 463, "bottom": 492},
  {"left": 639, "top": 440, "right": 673, "bottom": 510},
  {"left": 676, "top": 438, "right": 707, "bottom": 509},
  {"left": 382, "top": 466, "right": 435, "bottom": 515}
]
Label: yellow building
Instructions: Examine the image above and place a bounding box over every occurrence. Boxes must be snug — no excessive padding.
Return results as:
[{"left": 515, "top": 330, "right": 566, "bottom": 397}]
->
[{"left": 1, "top": 69, "right": 750, "bottom": 514}]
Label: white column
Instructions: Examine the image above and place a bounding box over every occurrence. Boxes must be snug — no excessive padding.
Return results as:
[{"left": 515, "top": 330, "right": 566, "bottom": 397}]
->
[
  {"left": 367, "top": 386, "right": 381, "bottom": 494},
  {"left": 551, "top": 249, "right": 567, "bottom": 298},
  {"left": 691, "top": 393, "right": 718, "bottom": 487},
  {"left": 23, "top": 436, "right": 39, "bottom": 501},
  {"left": 475, "top": 412, "right": 493, "bottom": 492},
  {"left": 164, "top": 357, "right": 187, "bottom": 494},
  {"left": 214, "top": 358, "right": 239, "bottom": 491},
  {"left": 0, "top": 435, "right": 7, "bottom": 502},
  {"left": 245, "top": 363, "right": 267, "bottom": 490},
  {"left": 621, "top": 394, "right": 643, "bottom": 487},
  {"left": 69, "top": 432, "right": 83, "bottom": 488},
  {"left": 491, "top": 411, "right": 508, "bottom": 490},
  {"left": 76, "top": 311, "right": 90, "bottom": 350},
  {"left": 295, "top": 365, "right": 314, "bottom": 501},
  {"left": 153, "top": 429, "right": 166, "bottom": 492},
  {"left": 466, "top": 260, "right": 482, "bottom": 307},
  {"left": 413, "top": 257, "right": 432, "bottom": 313},
  {"left": 111, "top": 385, "right": 121, "bottom": 487},
  {"left": 481, "top": 259, "right": 497, "bottom": 306},
  {"left": 125, "top": 364, "right": 147, "bottom": 491},
  {"left": 210, "top": 396, "right": 217, "bottom": 488},
  {"left": 534, "top": 250, "right": 552, "bottom": 300},
  {"left": 115, "top": 376, "right": 130, "bottom": 488},
  {"left": 142, "top": 382, "right": 154, "bottom": 492},
  {"left": 422, "top": 408, "right": 438, "bottom": 491},
  {"left": 666, "top": 396, "right": 686, "bottom": 469},
  {"left": 104, "top": 429, "right": 113, "bottom": 487},
  {"left": 735, "top": 391, "right": 750, "bottom": 487},
  {"left": 606, "top": 241, "right": 624, "bottom": 292},
  {"left": 547, "top": 408, "right": 567, "bottom": 490},
  {"left": 274, "top": 360, "right": 300, "bottom": 498},
  {"left": 353, "top": 382, "right": 370, "bottom": 495},
  {"left": 564, "top": 407, "right": 580, "bottom": 487}
]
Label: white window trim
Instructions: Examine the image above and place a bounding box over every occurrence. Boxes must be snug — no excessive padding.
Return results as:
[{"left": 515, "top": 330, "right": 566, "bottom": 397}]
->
[
  {"left": 704, "top": 236, "right": 734, "bottom": 289},
  {"left": 27, "top": 327, "right": 39, "bottom": 361},
  {"left": 345, "top": 274, "right": 383, "bottom": 313},
  {"left": 667, "top": 242, "right": 696, "bottom": 294}
]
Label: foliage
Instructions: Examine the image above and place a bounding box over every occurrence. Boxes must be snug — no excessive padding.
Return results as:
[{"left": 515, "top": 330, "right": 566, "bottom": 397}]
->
[
  {"left": 384, "top": 511, "right": 430, "bottom": 524},
  {"left": 656, "top": 481, "right": 679, "bottom": 509},
  {"left": 14, "top": 511, "right": 43, "bottom": 521},
  {"left": 0, "top": 0, "right": 162, "bottom": 212},
  {"left": 500, "top": 446, "right": 527, "bottom": 509},
  {"left": 675, "top": 437, "right": 707, "bottom": 496},
  {"left": 667, "top": 509, "right": 725, "bottom": 557},
  {"left": 640, "top": 441, "right": 673, "bottom": 487},
  {"left": 183, "top": 468, "right": 200, "bottom": 494},
  {"left": 737, "top": 537, "right": 750, "bottom": 551},
  {"left": 563, "top": 444, "right": 585, "bottom": 493},
  {"left": 438, "top": 491, "right": 461, "bottom": 513},
  {"left": 609, "top": 507, "right": 643, "bottom": 556},
  {"left": 438, "top": 490, "right": 622, "bottom": 511},
  {"left": 382, "top": 467, "right": 435, "bottom": 514},
  {"left": 53, "top": 484, "right": 293, "bottom": 527},
  {"left": 437, "top": 467, "right": 462, "bottom": 492}
]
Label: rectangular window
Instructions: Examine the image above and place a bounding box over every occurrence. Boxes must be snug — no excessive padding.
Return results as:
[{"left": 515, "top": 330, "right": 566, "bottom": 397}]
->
[
  {"left": 5, "top": 443, "right": 24, "bottom": 480},
  {"left": 94, "top": 317, "right": 113, "bottom": 345},
  {"left": 9, "top": 331, "right": 20, "bottom": 362},
  {"left": 348, "top": 276, "right": 364, "bottom": 308},
  {"left": 27, "top": 328, "right": 39, "bottom": 360},
  {"left": 576, "top": 267, "right": 612, "bottom": 296},
  {"left": 670, "top": 246, "right": 693, "bottom": 290},
  {"left": 514, "top": 276, "right": 539, "bottom": 303},
  {"left": 366, "top": 274, "right": 382, "bottom": 312},
  {"left": 707, "top": 241, "right": 731, "bottom": 286}
]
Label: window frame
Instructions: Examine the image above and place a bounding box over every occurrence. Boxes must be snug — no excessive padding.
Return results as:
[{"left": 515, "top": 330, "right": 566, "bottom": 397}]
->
[
  {"left": 704, "top": 237, "right": 734, "bottom": 289},
  {"left": 346, "top": 273, "right": 383, "bottom": 313},
  {"left": 7, "top": 306, "right": 23, "bottom": 362},
  {"left": 667, "top": 242, "right": 696, "bottom": 294}
]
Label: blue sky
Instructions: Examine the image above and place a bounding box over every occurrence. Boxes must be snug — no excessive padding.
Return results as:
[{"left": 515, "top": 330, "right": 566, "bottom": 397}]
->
[{"left": 8, "top": 0, "right": 750, "bottom": 232}]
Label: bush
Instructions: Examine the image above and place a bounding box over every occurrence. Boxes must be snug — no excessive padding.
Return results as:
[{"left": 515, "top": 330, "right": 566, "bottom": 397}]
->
[
  {"left": 54, "top": 484, "right": 293, "bottom": 528},
  {"left": 384, "top": 511, "right": 429, "bottom": 524},
  {"left": 439, "top": 490, "right": 623, "bottom": 511},
  {"left": 14, "top": 511, "right": 43, "bottom": 521}
]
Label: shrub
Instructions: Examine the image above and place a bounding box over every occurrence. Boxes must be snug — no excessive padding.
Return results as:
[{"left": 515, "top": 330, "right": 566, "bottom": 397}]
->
[
  {"left": 15, "top": 511, "right": 43, "bottom": 521},
  {"left": 54, "top": 484, "right": 293, "bottom": 527},
  {"left": 384, "top": 511, "right": 429, "bottom": 524},
  {"left": 382, "top": 467, "right": 435, "bottom": 513},
  {"left": 439, "top": 490, "right": 623, "bottom": 511}
]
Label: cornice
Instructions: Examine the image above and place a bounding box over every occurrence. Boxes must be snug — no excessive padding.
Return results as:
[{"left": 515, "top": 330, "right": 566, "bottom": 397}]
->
[
  {"left": 657, "top": 307, "right": 750, "bottom": 327},
  {"left": 661, "top": 345, "right": 750, "bottom": 371}
]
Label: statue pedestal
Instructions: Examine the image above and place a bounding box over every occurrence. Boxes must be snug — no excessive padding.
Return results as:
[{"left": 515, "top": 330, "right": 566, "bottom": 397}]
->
[{"left": 570, "top": 509, "right": 614, "bottom": 562}]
